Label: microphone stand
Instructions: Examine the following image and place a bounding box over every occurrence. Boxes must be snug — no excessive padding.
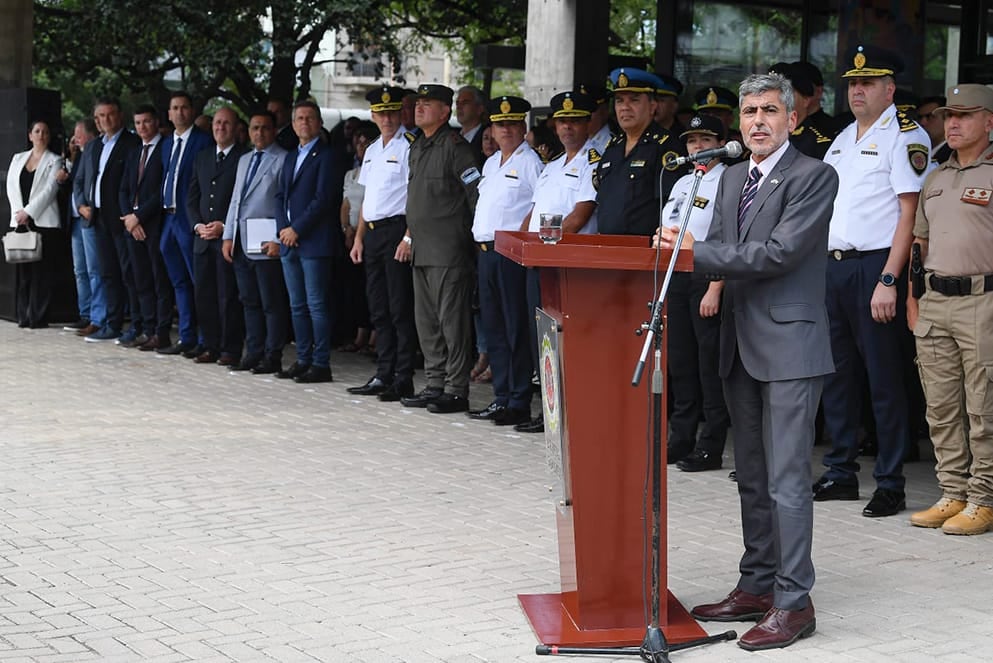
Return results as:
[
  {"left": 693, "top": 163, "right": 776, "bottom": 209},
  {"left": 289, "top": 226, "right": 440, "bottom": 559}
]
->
[{"left": 536, "top": 159, "right": 735, "bottom": 660}]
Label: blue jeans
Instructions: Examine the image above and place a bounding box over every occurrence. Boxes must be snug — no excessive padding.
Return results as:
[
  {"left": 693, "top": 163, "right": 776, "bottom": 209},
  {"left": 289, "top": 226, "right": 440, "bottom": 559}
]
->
[
  {"left": 281, "top": 250, "right": 332, "bottom": 368},
  {"left": 80, "top": 223, "right": 106, "bottom": 327},
  {"left": 70, "top": 218, "right": 92, "bottom": 320}
]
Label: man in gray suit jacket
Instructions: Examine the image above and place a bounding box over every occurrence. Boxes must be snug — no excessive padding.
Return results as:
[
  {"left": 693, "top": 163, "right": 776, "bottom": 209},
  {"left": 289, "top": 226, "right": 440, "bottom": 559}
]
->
[
  {"left": 222, "top": 110, "right": 290, "bottom": 374},
  {"left": 657, "top": 73, "right": 838, "bottom": 651}
]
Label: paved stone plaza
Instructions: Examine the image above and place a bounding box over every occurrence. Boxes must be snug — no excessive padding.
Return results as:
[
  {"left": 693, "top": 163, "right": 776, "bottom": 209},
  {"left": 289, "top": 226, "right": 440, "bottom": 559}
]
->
[{"left": 0, "top": 322, "right": 990, "bottom": 662}]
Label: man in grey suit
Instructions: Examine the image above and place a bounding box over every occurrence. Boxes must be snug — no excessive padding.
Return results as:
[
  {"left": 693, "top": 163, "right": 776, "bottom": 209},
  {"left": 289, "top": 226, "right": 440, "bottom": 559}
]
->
[
  {"left": 222, "top": 110, "right": 290, "bottom": 374},
  {"left": 657, "top": 72, "right": 839, "bottom": 651}
]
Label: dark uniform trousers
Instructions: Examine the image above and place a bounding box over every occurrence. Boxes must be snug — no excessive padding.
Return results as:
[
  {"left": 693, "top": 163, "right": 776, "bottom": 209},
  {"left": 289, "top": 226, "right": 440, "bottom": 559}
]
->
[
  {"left": 821, "top": 251, "right": 908, "bottom": 491},
  {"left": 231, "top": 235, "right": 288, "bottom": 362},
  {"left": 126, "top": 221, "right": 174, "bottom": 342},
  {"left": 478, "top": 246, "right": 532, "bottom": 410},
  {"left": 667, "top": 272, "right": 730, "bottom": 455},
  {"left": 195, "top": 240, "right": 244, "bottom": 357},
  {"left": 93, "top": 208, "right": 140, "bottom": 333},
  {"left": 412, "top": 262, "right": 474, "bottom": 398},
  {"left": 364, "top": 216, "right": 417, "bottom": 383}
]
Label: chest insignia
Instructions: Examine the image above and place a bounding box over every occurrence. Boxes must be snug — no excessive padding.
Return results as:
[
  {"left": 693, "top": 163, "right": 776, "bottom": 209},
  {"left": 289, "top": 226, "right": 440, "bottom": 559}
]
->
[{"left": 961, "top": 187, "right": 991, "bottom": 206}]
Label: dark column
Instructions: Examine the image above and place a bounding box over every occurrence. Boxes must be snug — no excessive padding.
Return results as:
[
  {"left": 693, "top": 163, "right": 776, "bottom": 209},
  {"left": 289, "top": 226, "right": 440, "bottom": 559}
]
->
[{"left": 574, "top": 0, "right": 610, "bottom": 86}]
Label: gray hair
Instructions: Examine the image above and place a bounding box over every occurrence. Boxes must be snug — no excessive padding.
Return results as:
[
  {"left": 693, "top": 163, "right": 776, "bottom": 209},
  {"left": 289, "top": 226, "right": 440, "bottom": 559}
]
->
[
  {"left": 457, "top": 86, "right": 486, "bottom": 106},
  {"left": 739, "top": 73, "right": 795, "bottom": 114}
]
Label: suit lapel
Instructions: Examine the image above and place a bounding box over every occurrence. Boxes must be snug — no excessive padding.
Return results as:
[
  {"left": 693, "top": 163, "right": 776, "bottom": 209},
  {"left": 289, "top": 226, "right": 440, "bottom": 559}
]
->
[
  {"left": 292, "top": 143, "right": 320, "bottom": 184},
  {"left": 244, "top": 151, "right": 270, "bottom": 200},
  {"left": 740, "top": 146, "right": 796, "bottom": 240}
]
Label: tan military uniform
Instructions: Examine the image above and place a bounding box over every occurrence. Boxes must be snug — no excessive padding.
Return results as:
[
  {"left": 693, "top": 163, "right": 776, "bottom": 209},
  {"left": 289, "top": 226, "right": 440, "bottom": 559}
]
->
[{"left": 913, "top": 141, "right": 993, "bottom": 506}]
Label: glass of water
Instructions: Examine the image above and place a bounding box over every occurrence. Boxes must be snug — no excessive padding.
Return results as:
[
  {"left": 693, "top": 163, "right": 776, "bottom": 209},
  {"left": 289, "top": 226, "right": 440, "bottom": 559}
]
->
[{"left": 539, "top": 213, "right": 563, "bottom": 244}]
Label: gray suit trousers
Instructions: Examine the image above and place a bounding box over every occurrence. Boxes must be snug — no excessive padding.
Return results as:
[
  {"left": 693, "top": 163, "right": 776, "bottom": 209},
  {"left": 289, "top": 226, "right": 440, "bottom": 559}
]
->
[{"left": 725, "top": 353, "right": 821, "bottom": 611}]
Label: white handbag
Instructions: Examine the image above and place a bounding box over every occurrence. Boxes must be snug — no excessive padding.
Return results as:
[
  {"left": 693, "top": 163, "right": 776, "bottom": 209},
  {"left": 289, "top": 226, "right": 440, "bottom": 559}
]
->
[{"left": 2, "top": 228, "right": 42, "bottom": 263}]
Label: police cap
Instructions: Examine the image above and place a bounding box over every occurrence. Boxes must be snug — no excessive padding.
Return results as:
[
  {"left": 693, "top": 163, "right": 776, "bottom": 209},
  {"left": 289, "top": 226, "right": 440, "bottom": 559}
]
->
[
  {"left": 841, "top": 44, "right": 904, "bottom": 78},
  {"left": 550, "top": 91, "right": 595, "bottom": 118},
  {"left": 694, "top": 86, "right": 737, "bottom": 111},
  {"left": 414, "top": 84, "right": 454, "bottom": 105},
  {"left": 657, "top": 74, "right": 684, "bottom": 97},
  {"left": 937, "top": 84, "right": 993, "bottom": 114},
  {"left": 488, "top": 96, "right": 531, "bottom": 122},
  {"left": 365, "top": 86, "right": 407, "bottom": 112},
  {"left": 680, "top": 114, "right": 726, "bottom": 141},
  {"left": 609, "top": 68, "right": 665, "bottom": 95}
]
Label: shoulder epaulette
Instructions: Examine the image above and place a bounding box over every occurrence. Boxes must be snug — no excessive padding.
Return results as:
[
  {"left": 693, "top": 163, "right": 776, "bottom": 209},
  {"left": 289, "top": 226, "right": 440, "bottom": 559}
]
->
[
  {"left": 588, "top": 148, "right": 601, "bottom": 164},
  {"left": 654, "top": 131, "right": 672, "bottom": 146},
  {"left": 404, "top": 131, "right": 417, "bottom": 144},
  {"left": 607, "top": 134, "right": 624, "bottom": 147},
  {"left": 897, "top": 110, "right": 920, "bottom": 133},
  {"left": 791, "top": 126, "right": 805, "bottom": 137},
  {"left": 810, "top": 126, "right": 832, "bottom": 144}
]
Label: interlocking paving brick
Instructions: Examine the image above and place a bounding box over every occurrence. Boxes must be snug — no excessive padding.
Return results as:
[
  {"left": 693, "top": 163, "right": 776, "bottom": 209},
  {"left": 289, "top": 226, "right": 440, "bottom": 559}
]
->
[{"left": 0, "top": 324, "right": 991, "bottom": 662}]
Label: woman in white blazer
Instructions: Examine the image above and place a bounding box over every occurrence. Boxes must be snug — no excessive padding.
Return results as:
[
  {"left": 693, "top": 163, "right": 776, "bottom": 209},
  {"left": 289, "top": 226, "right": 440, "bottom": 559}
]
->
[{"left": 5, "top": 120, "right": 63, "bottom": 327}]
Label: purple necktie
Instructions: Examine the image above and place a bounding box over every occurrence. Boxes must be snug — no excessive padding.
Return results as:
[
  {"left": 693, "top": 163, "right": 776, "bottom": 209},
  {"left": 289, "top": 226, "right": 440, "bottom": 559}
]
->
[{"left": 737, "top": 166, "right": 762, "bottom": 235}]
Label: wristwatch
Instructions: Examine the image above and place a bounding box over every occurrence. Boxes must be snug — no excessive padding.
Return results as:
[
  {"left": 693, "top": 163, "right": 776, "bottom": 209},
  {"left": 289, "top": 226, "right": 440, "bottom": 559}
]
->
[
  {"left": 878, "top": 272, "right": 897, "bottom": 287},
  {"left": 402, "top": 235, "right": 412, "bottom": 245}
]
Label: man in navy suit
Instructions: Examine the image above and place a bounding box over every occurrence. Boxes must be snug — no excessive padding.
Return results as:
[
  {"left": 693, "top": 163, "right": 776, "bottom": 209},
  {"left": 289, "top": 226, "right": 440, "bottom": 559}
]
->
[
  {"left": 274, "top": 100, "right": 345, "bottom": 383},
  {"left": 222, "top": 110, "right": 290, "bottom": 374},
  {"left": 83, "top": 97, "right": 141, "bottom": 342},
  {"left": 186, "top": 107, "right": 248, "bottom": 365},
  {"left": 157, "top": 91, "right": 214, "bottom": 356},
  {"left": 118, "top": 104, "right": 173, "bottom": 351}
]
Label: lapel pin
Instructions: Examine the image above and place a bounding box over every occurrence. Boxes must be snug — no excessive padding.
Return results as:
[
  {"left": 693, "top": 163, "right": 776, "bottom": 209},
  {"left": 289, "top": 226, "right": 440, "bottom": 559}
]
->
[{"left": 770, "top": 178, "right": 780, "bottom": 185}]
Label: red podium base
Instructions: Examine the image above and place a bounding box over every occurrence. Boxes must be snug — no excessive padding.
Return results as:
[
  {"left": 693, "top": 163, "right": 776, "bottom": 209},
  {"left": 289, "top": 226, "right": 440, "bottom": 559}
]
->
[{"left": 519, "top": 591, "right": 708, "bottom": 647}]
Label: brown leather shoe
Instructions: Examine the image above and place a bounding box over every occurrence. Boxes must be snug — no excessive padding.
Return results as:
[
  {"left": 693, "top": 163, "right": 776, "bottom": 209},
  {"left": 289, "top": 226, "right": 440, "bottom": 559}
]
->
[
  {"left": 216, "top": 354, "right": 239, "bottom": 367},
  {"left": 691, "top": 588, "right": 773, "bottom": 622},
  {"left": 194, "top": 350, "right": 220, "bottom": 364},
  {"left": 138, "top": 335, "right": 163, "bottom": 352},
  {"left": 738, "top": 602, "right": 815, "bottom": 651},
  {"left": 76, "top": 323, "right": 100, "bottom": 337}
]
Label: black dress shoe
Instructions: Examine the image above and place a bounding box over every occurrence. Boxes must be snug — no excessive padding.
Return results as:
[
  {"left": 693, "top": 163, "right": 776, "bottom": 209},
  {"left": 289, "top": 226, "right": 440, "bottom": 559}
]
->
[
  {"left": 862, "top": 488, "right": 906, "bottom": 518},
  {"left": 426, "top": 393, "right": 469, "bottom": 413},
  {"left": 194, "top": 350, "right": 220, "bottom": 364},
  {"left": 276, "top": 361, "right": 310, "bottom": 380},
  {"left": 251, "top": 357, "right": 282, "bottom": 375},
  {"left": 347, "top": 376, "right": 390, "bottom": 395},
  {"left": 378, "top": 380, "right": 414, "bottom": 402},
  {"left": 183, "top": 344, "right": 206, "bottom": 359},
  {"left": 229, "top": 355, "right": 262, "bottom": 371},
  {"left": 468, "top": 402, "right": 506, "bottom": 421},
  {"left": 677, "top": 449, "right": 723, "bottom": 472},
  {"left": 667, "top": 442, "right": 693, "bottom": 465},
  {"left": 401, "top": 386, "right": 444, "bottom": 408},
  {"left": 812, "top": 477, "right": 859, "bottom": 501},
  {"left": 157, "top": 341, "right": 196, "bottom": 356},
  {"left": 493, "top": 407, "right": 530, "bottom": 426},
  {"left": 514, "top": 416, "right": 545, "bottom": 433},
  {"left": 294, "top": 365, "right": 333, "bottom": 384}
]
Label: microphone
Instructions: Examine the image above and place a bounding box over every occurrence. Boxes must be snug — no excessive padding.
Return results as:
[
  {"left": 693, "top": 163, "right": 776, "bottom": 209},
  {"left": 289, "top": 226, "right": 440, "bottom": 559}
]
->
[{"left": 668, "top": 141, "right": 743, "bottom": 166}]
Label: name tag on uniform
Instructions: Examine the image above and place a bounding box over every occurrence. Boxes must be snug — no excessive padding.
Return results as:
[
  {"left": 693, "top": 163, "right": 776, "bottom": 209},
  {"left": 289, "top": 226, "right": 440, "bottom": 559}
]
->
[
  {"left": 564, "top": 171, "right": 578, "bottom": 178},
  {"left": 962, "top": 187, "right": 992, "bottom": 206},
  {"left": 461, "top": 167, "right": 481, "bottom": 184},
  {"left": 693, "top": 196, "right": 709, "bottom": 209},
  {"left": 631, "top": 160, "right": 646, "bottom": 168},
  {"left": 830, "top": 149, "right": 841, "bottom": 155},
  {"left": 860, "top": 150, "right": 878, "bottom": 156}
]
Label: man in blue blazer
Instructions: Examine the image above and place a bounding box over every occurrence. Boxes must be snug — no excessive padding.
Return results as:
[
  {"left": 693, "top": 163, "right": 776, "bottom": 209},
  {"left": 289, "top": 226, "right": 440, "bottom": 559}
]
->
[
  {"left": 658, "top": 73, "right": 838, "bottom": 651},
  {"left": 222, "top": 110, "right": 290, "bottom": 374},
  {"left": 274, "top": 100, "right": 345, "bottom": 383},
  {"left": 118, "top": 104, "right": 173, "bottom": 351},
  {"left": 157, "top": 90, "right": 214, "bottom": 356}
]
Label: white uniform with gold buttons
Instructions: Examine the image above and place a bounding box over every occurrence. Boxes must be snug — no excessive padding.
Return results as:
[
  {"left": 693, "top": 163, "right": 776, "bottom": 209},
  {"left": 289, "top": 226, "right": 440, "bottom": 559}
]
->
[
  {"left": 823, "top": 103, "right": 933, "bottom": 250},
  {"left": 528, "top": 138, "right": 599, "bottom": 234},
  {"left": 472, "top": 142, "right": 544, "bottom": 242}
]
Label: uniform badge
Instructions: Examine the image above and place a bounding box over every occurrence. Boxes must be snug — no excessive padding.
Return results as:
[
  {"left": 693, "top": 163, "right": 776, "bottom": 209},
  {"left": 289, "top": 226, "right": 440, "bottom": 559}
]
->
[
  {"left": 587, "top": 148, "right": 601, "bottom": 164},
  {"left": 563, "top": 97, "right": 574, "bottom": 111},
  {"left": 630, "top": 160, "right": 646, "bottom": 168},
  {"left": 961, "top": 187, "right": 992, "bottom": 206},
  {"left": 690, "top": 116, "right": 702, "bottom": 128},
  {"left": 381, "top": 91, "right": 391, "bottom": 103},
  {"left": 460, "top": 167, "right": 481, "bottom": 184},
  {"left": 662, "top": 151, "right": 681, "bottom": 171},
  {"left": 854, "top": 49, "right": 866, "bottom": 70},
  {"left": 907, "top": 143, "right": 929, "bottom": 176},
  {"left": 500, "top": 99, "right": 511, "bottom": 114},
  {"left": 618, "top": 72, "right": 629, "bottom": 88},
  {"left": 706, "top": 89, "right": 718, "bottom": 106},
  {"left": 692, "top": 196, "right": 709, "bottom": 210}
]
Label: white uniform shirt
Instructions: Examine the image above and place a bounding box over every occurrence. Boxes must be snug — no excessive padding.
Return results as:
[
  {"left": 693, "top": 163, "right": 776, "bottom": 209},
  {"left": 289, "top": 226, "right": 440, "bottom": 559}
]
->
[
  {"left": 472, "top": 142, "right": 544, "bottom": 242},
  {"left": 823, "top": 104, "right": 933, "bottom": 251},
  {"left": 660, "top": 162, "right": 727, "bottom": 240},
  {"left": 529, "top": 138, "right": 600, "bottom": 234},
  {"left": 358, "top": 128, "right": 410, "bottom": 221}
]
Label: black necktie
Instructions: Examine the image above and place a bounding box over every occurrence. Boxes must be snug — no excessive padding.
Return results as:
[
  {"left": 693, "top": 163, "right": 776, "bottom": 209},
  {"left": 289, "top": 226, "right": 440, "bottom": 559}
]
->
[
  {"left": 217, "top": 150, "right": 226, "bottom": 164},
  {"left": 737, "top": 166, "right": 762, "bottom": 235},
  {"left": 241, "top": 151, "right": 263, "bottom": 201},
  {"left": 134, "top": 143, "right": 150, "bottom": 207}
]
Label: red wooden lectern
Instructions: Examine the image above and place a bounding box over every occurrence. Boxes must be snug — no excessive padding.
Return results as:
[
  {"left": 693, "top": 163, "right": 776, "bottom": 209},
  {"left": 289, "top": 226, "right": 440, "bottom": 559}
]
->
[{"left": 496, "top": 231, "right": 707, "bottom": 648}]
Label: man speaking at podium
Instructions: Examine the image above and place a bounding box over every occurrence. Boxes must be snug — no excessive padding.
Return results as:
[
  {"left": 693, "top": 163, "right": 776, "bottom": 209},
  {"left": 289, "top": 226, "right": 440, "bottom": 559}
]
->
[{"left": 656, "top": 72, "right": 838, "bottom": 651}]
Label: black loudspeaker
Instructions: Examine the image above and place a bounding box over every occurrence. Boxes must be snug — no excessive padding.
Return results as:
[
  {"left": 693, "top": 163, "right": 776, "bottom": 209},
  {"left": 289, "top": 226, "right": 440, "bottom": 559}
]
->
[{"left": 0, "top": 87, "right": 77, "bottom": 324}]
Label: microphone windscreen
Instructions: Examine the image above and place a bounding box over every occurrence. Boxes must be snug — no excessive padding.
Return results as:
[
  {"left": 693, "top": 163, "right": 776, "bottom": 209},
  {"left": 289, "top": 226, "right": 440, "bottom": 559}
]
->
[{"left": 725, "top": 141, "right": 744, "bottom": 158}]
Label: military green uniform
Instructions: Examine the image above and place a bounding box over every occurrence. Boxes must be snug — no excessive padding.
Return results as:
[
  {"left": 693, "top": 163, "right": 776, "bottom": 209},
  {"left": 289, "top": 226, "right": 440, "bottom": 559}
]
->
[
  {"left": 406, "top": 122, "right": 480, "bottom": 398},
  {"left": 914, "top": 140, "right": 993, "bottom": 508}
]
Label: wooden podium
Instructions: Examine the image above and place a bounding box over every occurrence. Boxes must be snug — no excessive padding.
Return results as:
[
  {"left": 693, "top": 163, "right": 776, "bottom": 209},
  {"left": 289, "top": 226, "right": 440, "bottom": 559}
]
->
[{"left": 496, "top": 231, "right": 707, "bottom": 647}]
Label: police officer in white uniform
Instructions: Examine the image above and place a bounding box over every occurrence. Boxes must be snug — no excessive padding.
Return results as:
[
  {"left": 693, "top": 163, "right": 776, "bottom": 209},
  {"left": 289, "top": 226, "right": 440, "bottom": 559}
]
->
[
  {"left": 661, "top": 114, "right": 732, "bottom": 472},
  {"left": 815, "top": 44, "right": 934, "bottom": 517},
  {"left": 467, "top": 96, "right": 544, "bottom": 427}
]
